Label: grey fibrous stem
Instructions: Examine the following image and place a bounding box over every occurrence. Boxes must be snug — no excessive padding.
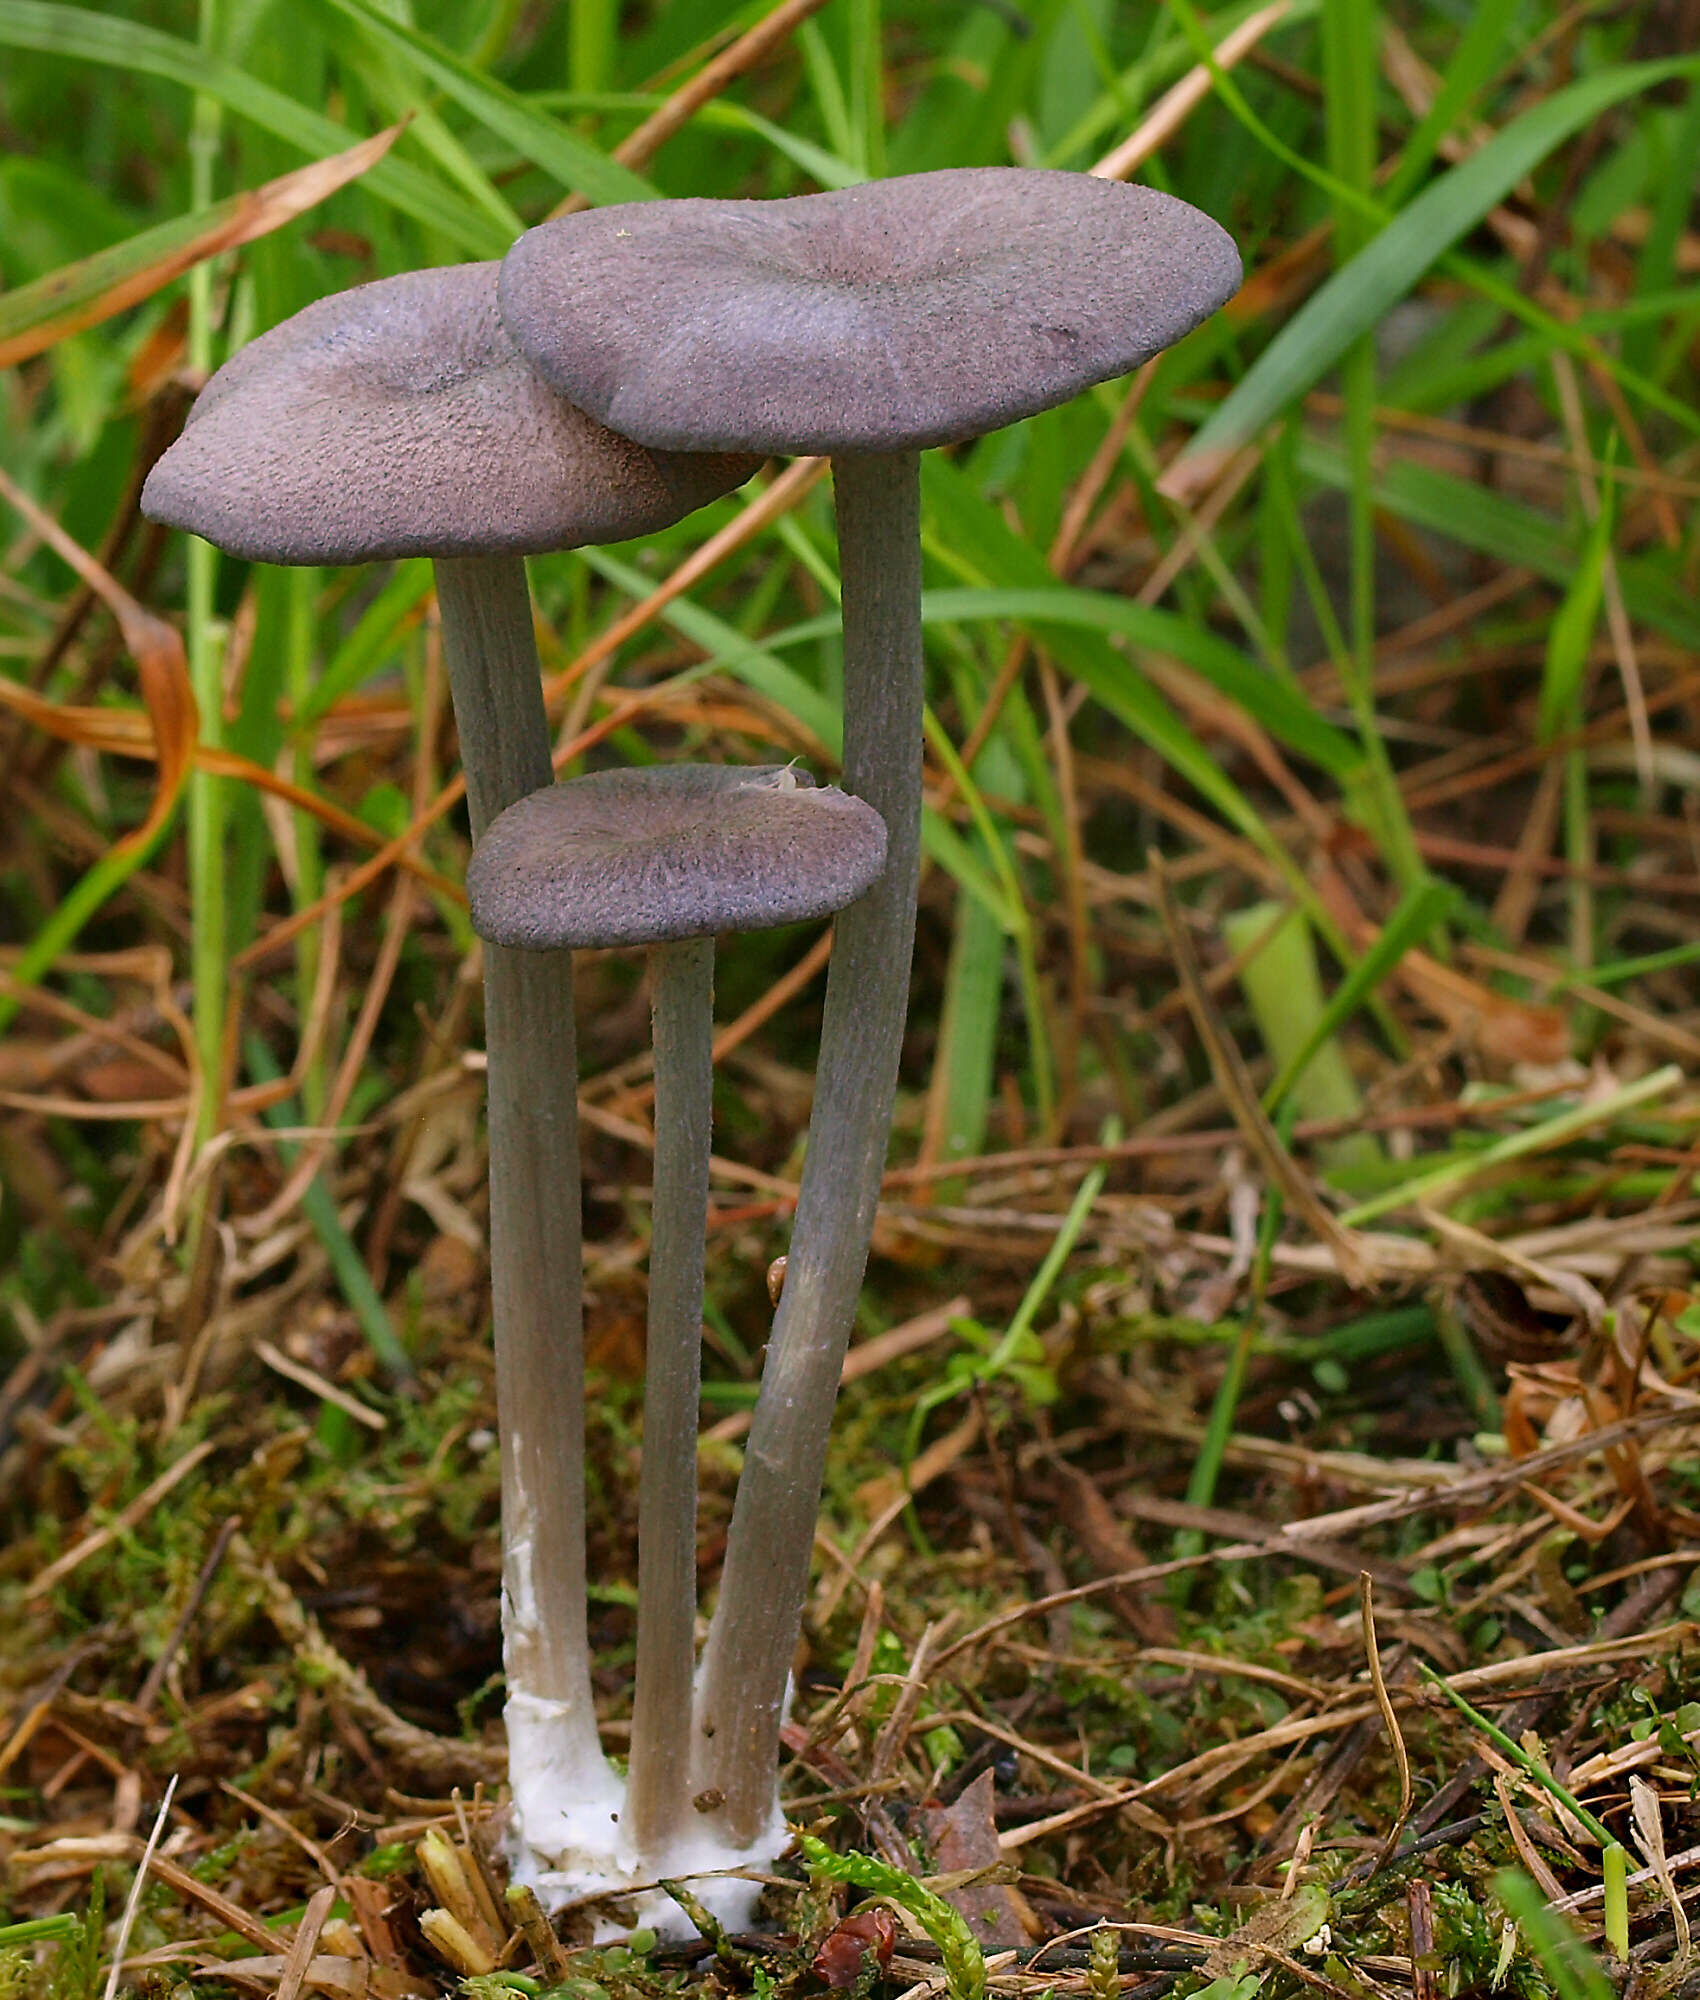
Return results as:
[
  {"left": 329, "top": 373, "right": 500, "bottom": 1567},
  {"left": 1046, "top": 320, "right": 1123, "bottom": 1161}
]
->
[
  {"left": 693, "top": 452, "right": 924, "bottom": 1843},
  {"left": 433, "top": 554, "right": 601, "bottom": 1785},
  {"left": 625, "top": 936, "right": 714, "bottom": 1860}
]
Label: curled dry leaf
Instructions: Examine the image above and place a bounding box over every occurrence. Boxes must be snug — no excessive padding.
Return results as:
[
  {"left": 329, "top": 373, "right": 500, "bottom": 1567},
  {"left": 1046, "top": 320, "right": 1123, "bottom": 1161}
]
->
[
  {"left": 916, "top": 1771, "right": 1033, "bottom": 1952},
  {"left": 0, "top": 463, "right": 195, "bottom": 857},
  {"left": 812, "top": 1905, "right": 897, "bottom": 1987},
  {"left": 1395, "top": 947, "right": 1571, "bottom": 1067},
  {"left": 0, "top": 613, "right": 459, "bottom": 903},
  {"left": 1319, "top": 881, "right": 1571, "bottom": 1067}
]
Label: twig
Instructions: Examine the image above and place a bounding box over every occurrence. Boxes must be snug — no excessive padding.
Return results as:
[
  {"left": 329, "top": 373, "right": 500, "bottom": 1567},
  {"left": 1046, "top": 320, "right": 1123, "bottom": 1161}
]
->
[
  {"left": 1361, "top": 1574, "right": 1412, "bottom": 1871},
  {"left": 542, "top": 458, "right": 828, "bottom": 715},
  {"left": 546, "top": 0, "right": 833, "bottom": 218},
  {"left": 274, "top": 1884, "right": 337, "bottom": 2000},
  {"left": 1091, "top": 1, "right": 1291, "bottom": 180},
  {"left": 1151, "top": 853, "right": 1369, "bottom": 1286},
  {"left": 705, "top": 1297, "right": 968, "bottom": 1444},
  {"left": 29, "top": 1442, "right": 216, "bottom": 1599},
  {"left": 102, "top": 1776, "right": 178, "bottom": 2000},
  {"left": 136, "top": 1513, "right": 240, "bottom": 1714}
]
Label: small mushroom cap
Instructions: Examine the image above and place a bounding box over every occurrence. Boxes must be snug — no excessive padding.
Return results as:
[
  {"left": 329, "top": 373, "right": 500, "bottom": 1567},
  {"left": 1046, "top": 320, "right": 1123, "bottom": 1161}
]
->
[
  {"left": 467, "top": 765, "right": 889, "bottom": 951},
  {"left": 141, "top": 263, "right": 759, "bottom": 565},
  {"left": 497, "top": 168, "right": 1241, "bottom": 457}
]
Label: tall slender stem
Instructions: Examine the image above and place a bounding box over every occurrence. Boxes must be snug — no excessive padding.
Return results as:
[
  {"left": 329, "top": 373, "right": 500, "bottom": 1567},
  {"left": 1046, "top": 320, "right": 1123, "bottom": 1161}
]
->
[
  {"left": 185, "top": 0, "right": 224, "bottom": 1156},
  {"left": 626, "top": 936, "right": 714, "bottom": 1862},
  {"left": 287, "top": 567, "right": 325, "bottom": 1122},
  {"left": 433, "top": 556, "right": 603, "bottom": 1806},
  {"left": 694, "top": 451, "right": 923, "bottom": 1844}
]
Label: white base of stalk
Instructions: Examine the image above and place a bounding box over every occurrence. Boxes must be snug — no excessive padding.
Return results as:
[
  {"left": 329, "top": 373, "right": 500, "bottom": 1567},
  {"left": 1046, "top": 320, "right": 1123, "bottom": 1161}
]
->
[{"left": 504, "top": 1695, "right": 782, "bottom": 1942}]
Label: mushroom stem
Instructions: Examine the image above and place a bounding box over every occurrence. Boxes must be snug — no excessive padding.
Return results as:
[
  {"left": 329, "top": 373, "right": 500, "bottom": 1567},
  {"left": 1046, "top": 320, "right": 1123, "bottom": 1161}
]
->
[
  {"left": 433, "top": 556, "right": 603, "bottom": 1800},
  {"left": 434, "top": 555, "right": 556, "bottom": 837},
  {"left": 625, "top": 935, "right": 714, "bottom": 1863},
  {"left": 695, "top": 451, "right": 923, "bottom": 1844}
]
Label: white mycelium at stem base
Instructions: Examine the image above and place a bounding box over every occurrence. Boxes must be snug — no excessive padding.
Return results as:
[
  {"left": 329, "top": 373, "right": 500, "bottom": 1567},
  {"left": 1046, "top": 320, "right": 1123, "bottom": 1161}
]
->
[
  {"left": 465, "top": 764, "right": 889, "bottom": 1933},
  {"left": 133, "top": 262, "right": 763, "bottom": 1930},
  {"left": 494, "top": 171, "right": 1243, "bottom": 1875},
  {"left": 433, "top": 558, "right": 608, "bottom": 1893}
]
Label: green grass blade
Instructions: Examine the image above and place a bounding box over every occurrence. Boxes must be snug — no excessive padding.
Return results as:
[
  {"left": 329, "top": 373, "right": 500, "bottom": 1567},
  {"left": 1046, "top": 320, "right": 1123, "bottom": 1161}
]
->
[
  {"left": 0, "top": 1, "right": 509, "bottom": 254},
  {"left": 313, "top": 0, "right": 656, "bottom": 206},
  {"left": 988, "top": 1130, "right": 1112, "bottom": 1368},
  {"left": 0, "top": 1917, "right": 81, "bottom": 1946},
  {"left": 295, "top": 560, "right": 434, "bottom": 730},
  {"left": 1223, "top": 901, "right": 1375, "bottom": 1170},
  {"left": 185, "top": 0, "right": 225, "bottom": 1154},
  {"left": 1602, "top": 1841, "right": 1629, "bottom": 1960},
  {"left": 1261, "top": 878, "right": 1455, "bottom": 1114},
  {"left": 1174, "top": 56, "right": 1699, "bottom": 478},
  {"left": 926, "top": 885, "right": 1005, "bottom": 1186},
  {"left": 1043, "top": 0, "right": 1318, "bottom": 166},
  {"left": 354, "top": 63, "right": 523, "bottom": 236},
  {"left": 919, "top": 586, "right": 1362, "bottom": 779},
  {"left": 0, "top": 130, "right": 394, "bottom": 359},
  {"left": 1340, "top": 1066, "right": 1683, "bottom": 1226},
  {"left": 1631, "top": 81, "right": 1700, "bottom": 378},
  {"left": 1539, "top": 472, "right": 1615, "bottom": 743},
  {"left": 798, "top": 17, "right": 856, "bottom": 165},
  {"left": 698, "top": 101, "right": 865, "bottom": 188},
  {"left": 1384, "top": 0, "right": 1521, "bottom": 206},
  {"left": 924, "top": 709, "right": 1054, "bottom": 1130},
  {"left": 848, "top": 0, "right": 886, "bottom": 179},
  {"left": 0, "top": 814, "right": 180, "bottom": 1037},
  {"left": 1562, "top": 937, "right": 1700, "bottom": 990},
  {"left": 245, "top": 1036, "right": 414, "bottom": 1382},
  {"left": 1424, "top": 1667, "right": 1612, "bottom": 1843},
  {"left": 922, "top": 815, "right": 1020, "bottom": 930},
  {"left": 569, "top": 0, "right": 617, "bottom": 94},
  {"left": 575, "top": 546, "right": 841, "bottom": 746},
  {"left": 1299, "top": 438, "right": 1700, "bottom": 652},
  {"left": 1494, "top": 1873, "right": 1614, "bottom": 2000},
  {"left": 1320, "top": 0, "right": 1426, "bottom": 888},
  {"left": 1181, "top": 1318, "right": 1256, "bottom": 1535}
]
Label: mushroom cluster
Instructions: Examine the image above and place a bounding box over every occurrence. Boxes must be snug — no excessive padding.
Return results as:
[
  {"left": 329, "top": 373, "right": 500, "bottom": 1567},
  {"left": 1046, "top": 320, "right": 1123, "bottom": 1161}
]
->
[
  {"left": 143, "top": 166, "right": 1239, "bottom": 1934},
  {"left": 497, "top": 167, "right": 1242, "bottom": 1859},
  {"left": 468, "top": 764, "right": 886, "bottom": 1905},
  {"left": 140, "top": 260, "right": 762, "bottom": 1918}
]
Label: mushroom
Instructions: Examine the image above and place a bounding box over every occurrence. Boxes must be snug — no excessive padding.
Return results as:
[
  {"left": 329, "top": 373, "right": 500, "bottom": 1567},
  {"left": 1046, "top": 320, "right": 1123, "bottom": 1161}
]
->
[
  {"left": 496, "top": 168, "right": 1242, "bottom": 1846},
  {"left": 467, "top": 763, "right": 887, "bottom": 1912},
  {"left": 140, "top": 262, "right": 759, "bottom": 1866}
]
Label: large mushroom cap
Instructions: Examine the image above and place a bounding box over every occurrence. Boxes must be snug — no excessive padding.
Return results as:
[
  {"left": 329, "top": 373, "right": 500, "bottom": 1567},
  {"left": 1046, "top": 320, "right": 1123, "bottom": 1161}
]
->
[
  {"left": 141, "top": 263, "right": 760, "bottom": 565},
  {"left": 467, "top": 765, "right": 888, "bottom": 951},
  {"left": 497, "top": 169, "right": 1241, "bottom": 457}
]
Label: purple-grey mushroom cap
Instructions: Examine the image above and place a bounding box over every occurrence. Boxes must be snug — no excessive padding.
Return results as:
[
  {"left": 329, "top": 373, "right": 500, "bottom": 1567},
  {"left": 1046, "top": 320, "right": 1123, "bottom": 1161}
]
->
[
  {"left": 467, "top": 765, "right": 888, "bottom": 952},
  {"left": 496, "top": 169, "right": 1242, "bottom": 457},
  {"left": 140, "top": 263, "right": 760, "bottom": 565}
]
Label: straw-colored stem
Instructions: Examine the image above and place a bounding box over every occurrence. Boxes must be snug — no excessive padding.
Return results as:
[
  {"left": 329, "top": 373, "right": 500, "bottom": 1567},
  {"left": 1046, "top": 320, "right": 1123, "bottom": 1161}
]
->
[
  {"left": 694, "top": 451, "right": 923, "bottom": 1844},
  {"left": 625, "top": 936, "right": 714, "bottom": 1863},
  {"left": 434, "top": 556, "right": 601, "bottom": 1788}
]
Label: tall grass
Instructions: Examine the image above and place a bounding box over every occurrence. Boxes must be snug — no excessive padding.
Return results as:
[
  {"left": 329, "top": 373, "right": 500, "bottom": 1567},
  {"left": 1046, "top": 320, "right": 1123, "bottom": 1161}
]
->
[{"left": 0, "top": 0, "right": 1696, "bottom": 1312}]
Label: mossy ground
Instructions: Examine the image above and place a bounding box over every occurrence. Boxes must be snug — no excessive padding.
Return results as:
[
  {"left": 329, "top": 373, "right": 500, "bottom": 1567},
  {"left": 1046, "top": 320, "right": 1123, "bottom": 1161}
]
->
[{"left": 6, "top": 0, "right": 1700, "bottom": 1992}]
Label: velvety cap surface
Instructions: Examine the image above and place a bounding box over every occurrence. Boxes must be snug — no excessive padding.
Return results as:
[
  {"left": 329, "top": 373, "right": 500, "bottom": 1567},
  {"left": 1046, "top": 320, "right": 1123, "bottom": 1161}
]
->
[
  {"left": 141, "top": 263, "right": 759, "bottom": 564},
  {"left": 497, "top": 169, "right": 1241, "bottom": 456},
  {"left": 467, "top": 765, "right": 889, "bottom": 950}
]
